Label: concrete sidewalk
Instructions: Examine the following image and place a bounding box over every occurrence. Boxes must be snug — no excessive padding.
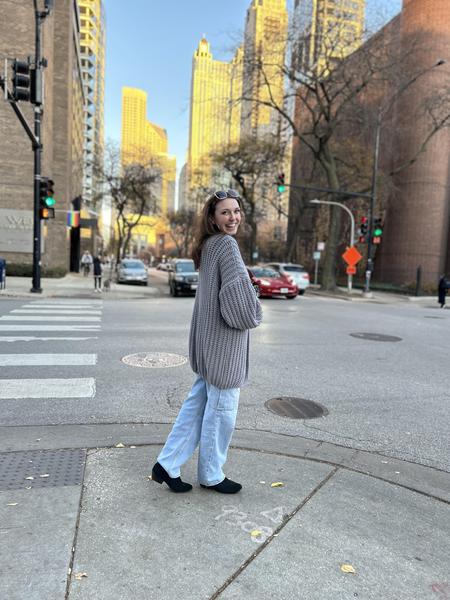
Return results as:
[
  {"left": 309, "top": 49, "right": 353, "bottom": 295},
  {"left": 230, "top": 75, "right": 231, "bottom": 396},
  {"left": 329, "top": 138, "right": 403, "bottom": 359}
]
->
[
  {"left": 1, "top": 425, "right": 449, "bottom": 599},
  {"left": 0, "top": 272, "right": 159, "bottom": 300}
]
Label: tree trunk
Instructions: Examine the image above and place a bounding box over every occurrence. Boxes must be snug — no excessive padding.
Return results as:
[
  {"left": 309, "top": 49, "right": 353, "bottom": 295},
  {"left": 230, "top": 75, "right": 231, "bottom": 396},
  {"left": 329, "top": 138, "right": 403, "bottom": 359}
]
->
[{"left": 320, "top": 148, "right": 342, "bottom": 290}]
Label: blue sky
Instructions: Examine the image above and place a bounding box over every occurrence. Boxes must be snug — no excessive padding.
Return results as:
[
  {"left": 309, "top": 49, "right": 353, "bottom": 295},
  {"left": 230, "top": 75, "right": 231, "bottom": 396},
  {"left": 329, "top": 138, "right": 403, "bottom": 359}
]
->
[{"left": 104, "top": 0, "right": 402, "bottom": 183}]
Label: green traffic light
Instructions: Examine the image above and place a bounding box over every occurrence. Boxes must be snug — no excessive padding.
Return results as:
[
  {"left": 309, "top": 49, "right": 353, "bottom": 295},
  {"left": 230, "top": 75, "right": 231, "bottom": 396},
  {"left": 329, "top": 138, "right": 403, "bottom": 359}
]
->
[
  {"left": 374, "top": 226, "right": 383, "bottom": 236},
  {"left": 44, "top": 196, "right": 55, "bottom": 207},
  {"left": 277, "top": 185, "right": 286, "bottom": 193}
]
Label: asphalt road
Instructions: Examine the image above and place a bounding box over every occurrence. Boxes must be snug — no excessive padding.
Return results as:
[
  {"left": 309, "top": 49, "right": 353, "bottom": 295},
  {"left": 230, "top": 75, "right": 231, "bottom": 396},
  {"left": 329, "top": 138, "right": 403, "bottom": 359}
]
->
[{"left": 0, "top": 286, "right": 449, "bottom": 472}]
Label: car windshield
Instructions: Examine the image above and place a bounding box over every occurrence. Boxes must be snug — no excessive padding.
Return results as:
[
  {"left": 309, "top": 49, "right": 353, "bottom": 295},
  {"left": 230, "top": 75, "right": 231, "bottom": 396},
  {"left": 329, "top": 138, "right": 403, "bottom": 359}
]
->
[
  {"left": 122, "top": 261, "right": 145, "bottom": 269},
  {"left": 251, "top": 267, "right": 278, "bottom": 278},
  {"left": 176, "top": 262, "right": 195, "bottom": 272},
  {"left": 283, "top": 266, "right": 306, "bottom": 273}
]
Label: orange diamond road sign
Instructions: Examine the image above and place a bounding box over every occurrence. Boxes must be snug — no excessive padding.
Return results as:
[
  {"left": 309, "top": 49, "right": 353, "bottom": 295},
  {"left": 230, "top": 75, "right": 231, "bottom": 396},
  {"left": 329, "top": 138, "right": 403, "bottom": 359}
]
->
[
  {"left": 346, "top": 265, "right": 357, "bottom": 275},
  {"left": 342, "top": 246, "right": 362, "bottom": 267}
]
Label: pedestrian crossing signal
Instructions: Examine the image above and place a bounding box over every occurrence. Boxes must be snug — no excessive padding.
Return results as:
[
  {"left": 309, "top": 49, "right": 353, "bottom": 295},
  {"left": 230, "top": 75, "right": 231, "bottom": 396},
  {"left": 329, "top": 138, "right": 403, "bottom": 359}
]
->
[{"left": 276, "top": 173, "right": 286, "bottom": 193}]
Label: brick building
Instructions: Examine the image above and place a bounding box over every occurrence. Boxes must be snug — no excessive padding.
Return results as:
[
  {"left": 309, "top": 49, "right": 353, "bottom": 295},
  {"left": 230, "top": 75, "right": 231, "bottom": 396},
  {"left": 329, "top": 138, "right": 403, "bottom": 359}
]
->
[
  {"left": 289, "top": 0, "right": 450, "bottom": 287},
  {"left": 0, "top": 0, "right": 84, "bottom": 274}
]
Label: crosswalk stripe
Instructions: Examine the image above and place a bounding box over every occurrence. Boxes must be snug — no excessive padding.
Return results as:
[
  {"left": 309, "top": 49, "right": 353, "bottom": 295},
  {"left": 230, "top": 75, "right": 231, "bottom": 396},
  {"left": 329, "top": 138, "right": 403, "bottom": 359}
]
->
[
  {"left": 12, "top": 309, "right": 102, "bottom": 315},
  {"left": 0, "top": 325, "right": 100, "bottom": 331},
  {"left": 0, "top": 316, "right": 101, "bottom": 322},
  {"left": 21, "top": 304, "right": 102, "bottom": 309},
  {"left": 0, "top": 378, "right": 96, "bottom": 399},
  {"left": 0, "top": 336, "right": 99, "bottom": 342},
  {"left": 0, "top": 354, "right": 97, "bottom": 366}
]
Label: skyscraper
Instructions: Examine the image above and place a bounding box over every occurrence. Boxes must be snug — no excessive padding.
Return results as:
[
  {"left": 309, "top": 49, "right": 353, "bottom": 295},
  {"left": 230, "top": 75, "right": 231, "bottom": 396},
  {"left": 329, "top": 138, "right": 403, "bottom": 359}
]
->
[
  {"left": 78, "top": 0, "right": 105, "bottom": 208},
  {"left": 294, "top": 0, "right": 365, "bottom": 74},
  {"left": 241, "top": 0, "right": 288, "bottom": 137},
  {"left": 121, "top": 87, "right": 176, "bottom": 215},
  {"left": 187, "top": 38, "right": 242, "bottom": 201}
]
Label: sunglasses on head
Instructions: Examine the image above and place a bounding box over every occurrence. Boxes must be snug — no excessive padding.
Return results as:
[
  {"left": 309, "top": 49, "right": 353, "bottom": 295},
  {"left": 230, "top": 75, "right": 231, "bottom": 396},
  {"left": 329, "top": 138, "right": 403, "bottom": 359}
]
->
[{"left": 214, "top": 189, "right": 240, "bottom": 200}]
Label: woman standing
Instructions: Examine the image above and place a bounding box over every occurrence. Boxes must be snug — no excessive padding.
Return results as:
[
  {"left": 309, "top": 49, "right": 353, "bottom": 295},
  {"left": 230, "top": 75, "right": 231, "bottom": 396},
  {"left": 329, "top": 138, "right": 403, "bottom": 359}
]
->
[
  {"left": 93, "top": 255, "right": 102, "bottom": 293},
  {"left": 152, "top": 190, "right": 262, "bottom": 494}
]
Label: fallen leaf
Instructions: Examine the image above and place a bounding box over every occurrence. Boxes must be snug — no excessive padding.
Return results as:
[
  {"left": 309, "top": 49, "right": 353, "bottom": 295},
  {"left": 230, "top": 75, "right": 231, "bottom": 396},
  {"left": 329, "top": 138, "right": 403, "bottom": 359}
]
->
[
  {"left": 74, "top": 572, "right": 88, "bottom": 580},
  {"left": 6, "top": 503, "right": 18, "bottom": 506},
  {"left": 340, "top": 564, "right": 356, "bottom": 574},
  {"left": 147, "top": 475, "right": 153, "bottom": 481},
  {"left": 115, "top": 442, "right": 125, "bottom": 448},
  {"left": 40, "top": 474, "right": 50, "bottom": 478},
  {"left": 26, "top": 486, "right": 32, "bottom": 490},
  {"left": 250, "top": 529, "right": 262, "bottom": 538},
  {"left": 271, "top": 482, "right": 284, "bottom": 488},
  {"left": 25, "top": 476, "right": 34, "bottom": 480}
]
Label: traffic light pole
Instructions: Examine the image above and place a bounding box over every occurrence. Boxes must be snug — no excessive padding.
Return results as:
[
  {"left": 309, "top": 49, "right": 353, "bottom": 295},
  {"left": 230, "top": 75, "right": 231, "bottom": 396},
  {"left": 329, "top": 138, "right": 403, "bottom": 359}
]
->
[
  {"left": 364, "top": 110, "right": 382, "bottom": 296},
  {"left": 31, "top": 3, "right": 47, "bottom": 293}
]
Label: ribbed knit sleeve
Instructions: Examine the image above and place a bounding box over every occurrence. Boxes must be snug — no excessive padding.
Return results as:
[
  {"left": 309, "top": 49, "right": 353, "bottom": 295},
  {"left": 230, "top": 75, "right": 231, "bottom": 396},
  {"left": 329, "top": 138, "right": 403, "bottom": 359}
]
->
[{"left": 218, "top": 236, "right": 262, "bottom": 331}]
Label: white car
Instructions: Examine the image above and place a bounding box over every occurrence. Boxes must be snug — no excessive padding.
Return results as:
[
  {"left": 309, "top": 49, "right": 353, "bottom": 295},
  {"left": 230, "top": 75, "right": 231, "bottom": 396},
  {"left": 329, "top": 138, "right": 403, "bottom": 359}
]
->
[{"left": 264, "top": 262, "right": 310, "bottom": 295}]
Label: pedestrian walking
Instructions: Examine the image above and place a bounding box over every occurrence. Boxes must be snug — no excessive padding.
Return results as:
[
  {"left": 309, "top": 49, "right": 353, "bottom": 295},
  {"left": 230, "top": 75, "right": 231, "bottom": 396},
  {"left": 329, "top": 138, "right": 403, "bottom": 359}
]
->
[
  {"left": 438, "top": 274, "right": 450, "bottom": 308},
  {"left": 93, "top": 256, "right": 103, "bottom": 292},
  {"left": 152, "top": 189, "right": 262, "bottom": 494},
  {"left": 81, "top": 250, "right": 93, "bottom": 277}
]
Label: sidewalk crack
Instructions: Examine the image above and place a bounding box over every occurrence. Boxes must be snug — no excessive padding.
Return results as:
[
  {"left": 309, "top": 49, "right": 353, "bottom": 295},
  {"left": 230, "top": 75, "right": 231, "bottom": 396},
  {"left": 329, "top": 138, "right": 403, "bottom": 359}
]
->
[{"left": 209, "top": 466, "right": 339, "bottom": 599}]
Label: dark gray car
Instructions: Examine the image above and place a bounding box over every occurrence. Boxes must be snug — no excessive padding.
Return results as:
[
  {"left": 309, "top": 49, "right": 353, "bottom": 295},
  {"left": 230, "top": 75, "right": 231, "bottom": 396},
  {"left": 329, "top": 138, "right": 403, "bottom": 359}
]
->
[{"left": 168, "top": 259, "right": 198, "bottom": 296}]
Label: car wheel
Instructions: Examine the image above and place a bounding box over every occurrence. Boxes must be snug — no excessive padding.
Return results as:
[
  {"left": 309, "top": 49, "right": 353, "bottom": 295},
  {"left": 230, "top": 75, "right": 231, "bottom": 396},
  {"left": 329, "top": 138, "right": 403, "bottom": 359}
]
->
[
  {"left": 286, "top": 294, "right": 297, "bottom": 300},
  {"left": 299, "top": 289, "right": 305, "bottom": 295},
  {"left": 253, "top": 284, "right": 260, "bottom": 298}
]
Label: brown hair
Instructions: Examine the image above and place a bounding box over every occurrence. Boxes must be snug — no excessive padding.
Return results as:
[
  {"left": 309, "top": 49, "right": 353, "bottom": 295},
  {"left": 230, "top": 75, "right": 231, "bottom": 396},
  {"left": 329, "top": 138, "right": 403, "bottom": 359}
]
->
[{"left": 191, "top": 194, "right": 245, "bottom": 269}]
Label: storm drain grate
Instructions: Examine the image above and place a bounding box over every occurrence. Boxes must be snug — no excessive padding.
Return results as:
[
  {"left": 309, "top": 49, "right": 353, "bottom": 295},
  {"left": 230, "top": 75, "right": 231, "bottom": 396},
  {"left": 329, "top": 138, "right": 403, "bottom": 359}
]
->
[
  {"left": 350, "top": 332, "right": 402, "bottom": 342},
  {"left": 0, "top": 448, "right": 86, "bottom": 491},
  {"left": 265, "top": 397, "right": 328, "bottom": 419}
]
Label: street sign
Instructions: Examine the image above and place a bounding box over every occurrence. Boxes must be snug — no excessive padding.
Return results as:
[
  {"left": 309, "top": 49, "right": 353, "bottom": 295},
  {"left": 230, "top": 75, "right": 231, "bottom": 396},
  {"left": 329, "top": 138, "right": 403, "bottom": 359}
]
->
[
  {"left": 317, "top": 242, "right": 325, "bottom": 251},
  {"left": 313, "top": 251, "right": 321, "bottom": 260},
  {"left": 346, "top": 265, "right": 357, "bottom": 275},
  {"left": 342, "top": 246, "right": 362, "bottom": 267}
]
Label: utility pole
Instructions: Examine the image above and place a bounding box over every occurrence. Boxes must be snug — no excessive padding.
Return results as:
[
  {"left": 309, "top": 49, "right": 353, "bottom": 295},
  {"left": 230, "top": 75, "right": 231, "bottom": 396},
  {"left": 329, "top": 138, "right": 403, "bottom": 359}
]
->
[{"left": 31, "top": 0, "right": 53, "bottom": 293}]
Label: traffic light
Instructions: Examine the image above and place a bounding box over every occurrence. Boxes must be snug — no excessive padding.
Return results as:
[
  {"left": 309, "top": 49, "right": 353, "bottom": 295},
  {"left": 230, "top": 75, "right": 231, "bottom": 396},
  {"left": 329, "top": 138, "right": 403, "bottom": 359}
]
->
[
  {"left": 39, "top": 178, "right": 55, "bottom": 219},
  {"left": 276, "top": 172, "right": 286, "bottom": 193},
  {"left": 11, "top": 59, "right": 31, "bottom": 102},
  {"left": 358, "top": 216, "right": 368, "bottom": 243},
  {"left": 373, "top": 217, "right": 383, "bottom": 244}
]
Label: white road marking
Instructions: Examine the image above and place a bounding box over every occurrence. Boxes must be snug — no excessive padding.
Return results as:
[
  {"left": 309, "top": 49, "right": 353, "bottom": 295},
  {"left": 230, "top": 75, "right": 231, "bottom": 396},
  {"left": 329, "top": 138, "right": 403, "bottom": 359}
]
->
[
  {"left": 12, "top": 309, "right": 102, "bottom": 315},
  {"left": 0, "top": 325, "right": 100, "bottom": 331},
  {"left": 0, "top": 378, "right": 96, "bottom": 399},
  {"left": 0, "top": 337, "right": 98, "bottom": 342},
  {"left": 22, "top": 304, "right": 102, "bottom": 309},
  {"left": 0, "top": 316, "right": 101, "bottom": 321},
  {"left": 0, "top": 354, "right": 97, "bottom": 366}
]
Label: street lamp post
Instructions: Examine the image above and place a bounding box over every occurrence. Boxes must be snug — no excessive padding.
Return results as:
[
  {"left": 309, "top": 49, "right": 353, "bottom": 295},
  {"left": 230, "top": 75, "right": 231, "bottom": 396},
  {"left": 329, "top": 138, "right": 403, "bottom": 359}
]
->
[{"left": 310, "top": 198, "right": 355, "bottom": 293}]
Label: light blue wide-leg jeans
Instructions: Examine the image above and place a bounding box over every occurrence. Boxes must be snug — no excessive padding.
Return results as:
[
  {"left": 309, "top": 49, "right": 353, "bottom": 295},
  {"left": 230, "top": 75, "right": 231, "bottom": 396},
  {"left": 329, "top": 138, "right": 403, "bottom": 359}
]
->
[{"left": 157, "top": 375, "right": 240, "bottom": 486}]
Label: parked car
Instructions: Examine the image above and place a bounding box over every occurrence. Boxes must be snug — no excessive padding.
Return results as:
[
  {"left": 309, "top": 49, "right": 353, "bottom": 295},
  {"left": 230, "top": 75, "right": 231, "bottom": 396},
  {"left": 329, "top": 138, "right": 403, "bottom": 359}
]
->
[
  {"left": 264, "top": 262, "right": 310, "bottom": 295},
  {"left": 168, "top": 258, "right": 199, "bottom": 296},
  {"left": 156, "top": 262, "right": 172, "bottom": 271},
  {"left": 117, "top": 259, "right": 148, "bottom": 285},
  {"left": 246, "top": 266, "right": 298, "bottom": 299}
]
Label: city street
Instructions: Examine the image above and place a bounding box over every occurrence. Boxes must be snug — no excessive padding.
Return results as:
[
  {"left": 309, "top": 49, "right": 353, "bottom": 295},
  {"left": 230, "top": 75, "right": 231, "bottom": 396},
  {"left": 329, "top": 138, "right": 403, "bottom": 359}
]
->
[{"left": 0, "top": 282, "right": 449, "bottom": 599}]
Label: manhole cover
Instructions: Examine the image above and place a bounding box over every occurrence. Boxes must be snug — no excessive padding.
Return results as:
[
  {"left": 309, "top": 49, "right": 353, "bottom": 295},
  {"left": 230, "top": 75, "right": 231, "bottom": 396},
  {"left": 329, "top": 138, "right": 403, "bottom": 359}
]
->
[
  {"left": 122, "top": 352, "right": 188, "bottom": 368},
  {"left": 0, "top": 449, "right": 86, "bottom": 491},
  {"left": 265, "top": 397, "right": 328, "bottom": 419},
  {"left": 350, "top": 333, "right": 402, "bottom": 342}
]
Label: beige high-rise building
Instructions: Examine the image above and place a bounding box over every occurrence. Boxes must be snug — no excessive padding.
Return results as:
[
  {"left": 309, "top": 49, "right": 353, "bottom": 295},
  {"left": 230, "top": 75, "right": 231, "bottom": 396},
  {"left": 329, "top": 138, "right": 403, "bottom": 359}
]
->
[
  {"left": 78, "top": 0, "right": 105, "bottom": 208},
  {"left": 241, "top": 0, "right": 288, "bottom": 137},
  {"left": 187, "top": 38, "right": 243, "bottom": 204},
  {"left": 121, "top": 87, "right": 175, "bottom": 215},
  {"left": 294, "top": 0, "right": 365, "bottom": 74}
]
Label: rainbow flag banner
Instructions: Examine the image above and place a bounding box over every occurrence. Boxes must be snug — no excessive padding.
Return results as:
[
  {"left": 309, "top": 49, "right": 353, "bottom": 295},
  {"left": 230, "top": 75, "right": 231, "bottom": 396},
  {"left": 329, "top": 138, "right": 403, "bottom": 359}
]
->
[{"left": 67, "top": 211, "right": 80, "bottom": 228}]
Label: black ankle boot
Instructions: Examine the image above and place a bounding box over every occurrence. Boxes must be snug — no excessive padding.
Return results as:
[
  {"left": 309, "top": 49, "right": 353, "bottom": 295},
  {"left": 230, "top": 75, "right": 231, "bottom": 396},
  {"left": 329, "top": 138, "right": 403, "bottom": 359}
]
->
[
  {"left": 151, "top": 462, "right": 192, "bottom": 493},
  {"left": 200, "top": 477, "right": 242, "bottom": 494}
]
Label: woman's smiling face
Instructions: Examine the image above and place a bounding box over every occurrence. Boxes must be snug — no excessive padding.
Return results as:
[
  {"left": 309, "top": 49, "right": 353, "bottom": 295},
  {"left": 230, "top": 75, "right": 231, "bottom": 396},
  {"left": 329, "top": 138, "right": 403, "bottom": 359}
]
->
[{"left": 213, "top": 198, "right": 242, "bottom": 235}]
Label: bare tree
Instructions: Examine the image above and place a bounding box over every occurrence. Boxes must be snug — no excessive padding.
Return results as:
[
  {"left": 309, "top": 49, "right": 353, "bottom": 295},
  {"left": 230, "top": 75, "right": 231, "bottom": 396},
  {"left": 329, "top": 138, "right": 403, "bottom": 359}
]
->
[
  {"left": 211, "top": 135, "right": 286, "bottom": 262},
  {"left": 167, "top": 208, "right": 197, "bottom": 257},
  {"left": 94, "top": 141, "right": 160, "bottom": 265},
  {"left": 237, "top": 11, "right": 450, "bottom": 288}
]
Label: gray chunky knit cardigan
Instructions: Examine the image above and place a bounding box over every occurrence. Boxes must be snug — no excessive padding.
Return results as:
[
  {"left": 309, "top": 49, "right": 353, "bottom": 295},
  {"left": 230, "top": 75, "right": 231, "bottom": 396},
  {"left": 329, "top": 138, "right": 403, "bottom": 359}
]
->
[{"left": 189, "top": 233, "right": 262, "bottom": 389}]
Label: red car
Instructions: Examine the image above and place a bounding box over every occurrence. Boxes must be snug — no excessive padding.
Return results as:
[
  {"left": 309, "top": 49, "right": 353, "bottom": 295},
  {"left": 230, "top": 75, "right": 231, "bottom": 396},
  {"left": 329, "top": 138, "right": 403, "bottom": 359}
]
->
[{"left": 247, "top": 266, "right": 298, "bottom": 299}]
